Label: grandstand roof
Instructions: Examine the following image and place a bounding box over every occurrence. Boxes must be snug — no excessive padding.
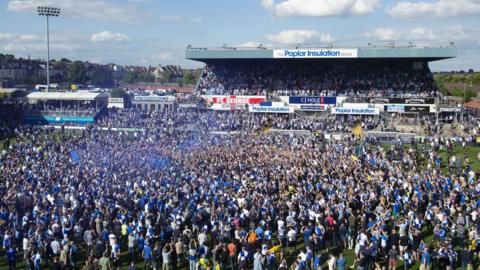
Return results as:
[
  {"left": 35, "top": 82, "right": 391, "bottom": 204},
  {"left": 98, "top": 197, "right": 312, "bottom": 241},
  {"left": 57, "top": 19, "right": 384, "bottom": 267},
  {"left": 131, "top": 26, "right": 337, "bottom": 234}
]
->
[
  {"left": 27, "top": 91, "right": 108, "bottom": 102},
  {"left": 186, "top": 46, "right": 456, "bottom": 62},
  {"left": 0, "top": 88, "right": 25, "bottom": 97}
]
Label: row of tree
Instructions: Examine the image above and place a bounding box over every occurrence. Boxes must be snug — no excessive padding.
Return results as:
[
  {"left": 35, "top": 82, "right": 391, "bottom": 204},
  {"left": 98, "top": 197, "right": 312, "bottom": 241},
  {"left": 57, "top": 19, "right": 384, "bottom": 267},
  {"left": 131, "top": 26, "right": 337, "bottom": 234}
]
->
[
  {"left": 123, "top": 71, "right": 155, "bottom": 83},
  {"left": 122, "top": 70, "right": 198, "bottom": 85},
  {"left": 435, "top": 73, "right": 479, "bottom": 102},
  {"left": 18, "top": 62, "right": 113, "bottom": 87}
]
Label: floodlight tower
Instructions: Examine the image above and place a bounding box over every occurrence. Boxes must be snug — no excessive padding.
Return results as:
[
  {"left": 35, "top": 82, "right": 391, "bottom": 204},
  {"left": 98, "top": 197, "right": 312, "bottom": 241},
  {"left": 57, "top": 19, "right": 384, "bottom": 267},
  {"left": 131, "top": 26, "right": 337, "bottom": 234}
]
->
[{"left": 37, "top": 6, "right": 61, "bottom": 92}]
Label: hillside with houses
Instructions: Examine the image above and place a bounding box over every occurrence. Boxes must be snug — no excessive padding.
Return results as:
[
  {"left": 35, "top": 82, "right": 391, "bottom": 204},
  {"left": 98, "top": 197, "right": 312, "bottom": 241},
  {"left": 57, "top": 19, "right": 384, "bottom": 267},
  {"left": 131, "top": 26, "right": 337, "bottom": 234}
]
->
[{"left": 0, "top": 53, "right": 199, "bottom": 89}]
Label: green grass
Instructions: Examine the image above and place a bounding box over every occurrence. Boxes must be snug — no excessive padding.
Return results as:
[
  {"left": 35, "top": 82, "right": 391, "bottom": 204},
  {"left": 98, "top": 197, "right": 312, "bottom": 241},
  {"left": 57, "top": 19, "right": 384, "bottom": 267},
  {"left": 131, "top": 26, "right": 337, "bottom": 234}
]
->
[
  {"left": 0, "top": 137, "right": 16, "bottom": 150},
  {"left": 381, "top": 143, "right": 480, "bottom": 174},
  {"left": 437, "top": 145, "right": 480, "bottom": 173}
]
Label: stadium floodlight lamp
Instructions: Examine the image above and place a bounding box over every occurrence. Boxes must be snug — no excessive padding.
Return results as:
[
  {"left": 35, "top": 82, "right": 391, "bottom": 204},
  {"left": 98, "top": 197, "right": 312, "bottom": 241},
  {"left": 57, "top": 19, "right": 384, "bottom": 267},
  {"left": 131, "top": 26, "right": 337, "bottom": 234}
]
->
[{"left": 37, "top": 6, "right": 61, "bottom": 92}]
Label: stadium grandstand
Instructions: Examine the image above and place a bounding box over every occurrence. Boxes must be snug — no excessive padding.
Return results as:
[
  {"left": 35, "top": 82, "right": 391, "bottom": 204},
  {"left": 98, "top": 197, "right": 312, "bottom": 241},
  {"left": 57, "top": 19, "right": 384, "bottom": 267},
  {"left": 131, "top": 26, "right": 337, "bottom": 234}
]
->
[
  {"left": 187, "top": 46, "right": 456, "bottom": 98},
  {"left": 23, "top": 91, "right": 108, "bottom": 125}
]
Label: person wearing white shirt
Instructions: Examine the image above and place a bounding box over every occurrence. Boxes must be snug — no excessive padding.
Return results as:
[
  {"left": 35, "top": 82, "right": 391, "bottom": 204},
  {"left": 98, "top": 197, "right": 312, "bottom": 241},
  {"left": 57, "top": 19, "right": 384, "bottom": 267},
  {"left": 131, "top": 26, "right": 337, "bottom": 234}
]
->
[
  {"left": 84, "top": 229, "right": 94, "bottom": 256},
  {"left": 327, "top": 255, "right": 336, "bottom": 270},
  {"left": 358, "top": 232, "right": 368, "bottom": 248},
  {"left": 287, "top": 228, "right": 297, "bottom": 253},
  {"left": 51, "top": 239, "right": 61, "bottom": 256},
  {"left": 277, "top": 220, "right": 285, "bottom": 232},
  {"left": 108, "top": 233, "right": 116, "bottom": 247},
  {"left": 198, "top": 231, "right": 207, "bottom": 246},
  {"left": 23, "top": 237, "right": 30, "bottom": 260}
]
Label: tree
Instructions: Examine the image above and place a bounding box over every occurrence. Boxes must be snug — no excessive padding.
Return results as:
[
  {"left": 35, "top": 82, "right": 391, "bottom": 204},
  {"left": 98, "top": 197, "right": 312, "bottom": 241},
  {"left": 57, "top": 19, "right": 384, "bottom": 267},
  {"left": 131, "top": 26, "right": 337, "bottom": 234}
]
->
[
  {"left": 110, "top": 88, "right": 127, "bottom": 98},
  {"left": 91, "top": 66, "right": 113, "bottom": 87},
  {"left": 182, "top": 71, "right": 196, "bottom": 85},
  {"left": 123, "top": 71, "right": 138, "bottom": 83},
  {"left": 68, "top": 61, "right": 87, "bottom": 83},
  {"left": 158, "top": 75, "right": 168, "bottom": 84},
  {"left": 50, "top": 73, "right": 64, "bottom": 83},
  {"left": 4, "top": 54, "right": 15, "bottom": 61},
  {"left": 137, "top": 72, "right": 155, "bottom": 82},
  {"left": 23, "top": 76, "right": 46, "bottom": 85}
]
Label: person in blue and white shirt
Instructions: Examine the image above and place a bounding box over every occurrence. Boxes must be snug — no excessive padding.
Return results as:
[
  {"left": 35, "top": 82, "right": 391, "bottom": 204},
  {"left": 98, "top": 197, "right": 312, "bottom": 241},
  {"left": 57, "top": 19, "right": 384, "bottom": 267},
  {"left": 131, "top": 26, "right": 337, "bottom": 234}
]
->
[
  {"left": 237, "top": 247, "right": 249, "bottom": 270},
  {"left": 403, "top": 248, "right": 413, "bottom": 269}
]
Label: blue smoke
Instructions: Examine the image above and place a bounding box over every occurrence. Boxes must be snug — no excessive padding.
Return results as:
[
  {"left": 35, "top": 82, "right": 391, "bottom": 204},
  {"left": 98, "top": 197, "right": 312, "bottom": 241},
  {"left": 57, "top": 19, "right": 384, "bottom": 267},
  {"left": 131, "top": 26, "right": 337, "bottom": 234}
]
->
[
  {"left": 149, "top": 154, "right": 171, "bottom": 170},
  {"left": 70, "top": 150, "right": 80, "bottom": 163}
]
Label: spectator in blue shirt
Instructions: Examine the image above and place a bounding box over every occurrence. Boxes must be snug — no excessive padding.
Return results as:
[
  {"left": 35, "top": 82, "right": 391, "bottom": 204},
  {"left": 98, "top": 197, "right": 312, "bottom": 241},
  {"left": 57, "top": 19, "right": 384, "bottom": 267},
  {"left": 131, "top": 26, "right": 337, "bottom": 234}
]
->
[
  {"left": 128, "top": 261, "right": 138, "bottom": 270},
  {"left": 143, "top": 244, "right": 152, "bottom": 270},
  {"left": 336, "top": 253, "right": 346, "bottom": 270},
  {"left": 255, "top": 225, "right": 264, "bottom": 242},
  {"left": 6, "top": 246, "right": 16, "bottom": 270}
]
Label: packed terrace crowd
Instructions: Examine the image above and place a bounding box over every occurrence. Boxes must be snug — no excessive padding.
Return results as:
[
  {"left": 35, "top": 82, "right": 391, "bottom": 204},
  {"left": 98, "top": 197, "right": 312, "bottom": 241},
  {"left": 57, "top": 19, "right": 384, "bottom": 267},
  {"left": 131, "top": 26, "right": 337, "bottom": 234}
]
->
[
  {"left": 197, "top": 62, "right": 437, "bottom": 98},
  {"left": 97, "top": 109, "right": 382, "bottom": 133},
  {"left": 1, "top": 105, "right": 480, "bottom": 270}
]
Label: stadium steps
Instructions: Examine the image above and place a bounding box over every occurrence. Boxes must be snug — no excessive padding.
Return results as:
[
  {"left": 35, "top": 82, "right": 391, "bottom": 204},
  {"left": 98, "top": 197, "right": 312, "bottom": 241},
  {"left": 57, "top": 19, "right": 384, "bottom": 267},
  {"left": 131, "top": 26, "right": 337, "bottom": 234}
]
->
[
  {"left": 379, "top": 111, "right": 394, "bottom": 122},
  {"left": 194, "top": 68, "right": 205, "bottom": 93}
]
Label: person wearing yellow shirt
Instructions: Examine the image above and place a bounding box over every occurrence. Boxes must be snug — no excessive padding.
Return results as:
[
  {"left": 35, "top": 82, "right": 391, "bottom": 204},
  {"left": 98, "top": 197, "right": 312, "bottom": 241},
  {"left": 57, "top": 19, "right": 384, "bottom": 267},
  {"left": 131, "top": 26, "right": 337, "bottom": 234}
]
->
[
  {"left": 199, "top": 255, "right": 210, "bottom": 270},
  {"left": 121, "top": 223, "right": 128, "bottom": 244}
]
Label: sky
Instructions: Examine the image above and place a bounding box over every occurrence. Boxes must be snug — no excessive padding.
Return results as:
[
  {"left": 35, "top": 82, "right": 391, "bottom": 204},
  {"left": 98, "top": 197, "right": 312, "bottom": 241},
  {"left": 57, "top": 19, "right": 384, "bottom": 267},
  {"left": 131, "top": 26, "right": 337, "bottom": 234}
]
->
[{"left": 0, "top": 0, "right": 479, "bottom": 71}]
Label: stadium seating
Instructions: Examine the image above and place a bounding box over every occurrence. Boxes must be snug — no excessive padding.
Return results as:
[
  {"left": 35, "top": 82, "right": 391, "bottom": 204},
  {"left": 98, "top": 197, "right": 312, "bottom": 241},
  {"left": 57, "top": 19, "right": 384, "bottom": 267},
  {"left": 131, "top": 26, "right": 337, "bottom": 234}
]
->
[{"left": 197, "top": 61, "right": 438, "bottom": 97}]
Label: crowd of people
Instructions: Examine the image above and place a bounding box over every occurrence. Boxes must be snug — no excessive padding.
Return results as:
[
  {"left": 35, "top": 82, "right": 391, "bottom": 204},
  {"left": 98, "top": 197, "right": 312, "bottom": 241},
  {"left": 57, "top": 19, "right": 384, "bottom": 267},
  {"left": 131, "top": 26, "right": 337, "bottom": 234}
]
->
[
  {"left": 95, "top": 108, "right": 382, "bottom": 134},
  {"left": 197, "top": 62, "right": 437, "bottom": 98},
  {"left": 0, "top": 105, "right": 480, "bottom": 270}
]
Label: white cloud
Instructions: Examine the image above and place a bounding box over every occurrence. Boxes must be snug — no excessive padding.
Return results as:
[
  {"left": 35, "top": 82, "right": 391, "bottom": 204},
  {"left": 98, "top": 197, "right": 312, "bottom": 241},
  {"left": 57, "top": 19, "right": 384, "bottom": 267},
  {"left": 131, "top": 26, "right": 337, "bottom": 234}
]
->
[
  {"left": 158, "top": 16, "right": 203, "bottom": 22},
  {"left": 237, "top": 41, "right": 263, "bottom": 47},
  {"left": 127, "top": 0, "right": 151, "bottom": 3},
  {"left": 7, "top": 0, "right": 149, "bottom": 22},
  {"left": 363, "top": 26, "right": 474, "bottom": 42},
  {"left": 408, "top": 28, "right": 435, "bottom": 40},
  {"left": 2, "top": 42, "right": 80, "bottom": 53},
  {"left": 364, "top": 27, "right": 437, "bottom": 41},
  {"left": 159, "top": 16, "right": 184, "bottom": 21},
  {"left": 266, "top": 29, "right": 335, "bottom": 45},
  {"left": 366, "top": 27, "right": 397, "bottom": 41},
  {"left": 140, "top": 52, "right": 172, "bottom": 65},
  {"left": 0, "top": 33, "right": 44, "bottom": 42},
  {"left": 7, "top": 0, "right": 200, "bottom": 23},
  {"left": 365, "top": 27, "right": 436, "bottom": 41},
  {"left": 387, "top": 0, "right": 480, "bottom": 18},
  {"left": 151, "top": 52, "right": 171, "bottom": 61},
  {"left": 0, "top": 33, "right": 16, "bottom": 41},
  {"left": 0, "top": 29, "right": 90, "bottom": 55},
  {"left": 261, "top": 0, "right": 380, "bottom": 17},
  {"left": 90, "top": 31, "right": 130, "bottom": 43}
]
